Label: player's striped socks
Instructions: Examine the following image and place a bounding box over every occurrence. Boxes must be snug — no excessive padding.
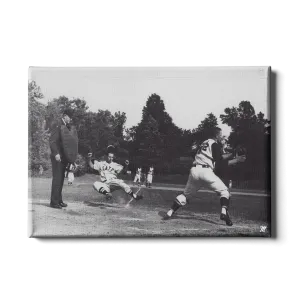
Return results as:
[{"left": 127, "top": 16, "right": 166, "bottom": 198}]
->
[
  {"left": 220, "top": 197, "right": 230, "bottom": 215},
  {"left": 99, "top": 187, "right": 108, "bottom": 195},
  {"left": 166, "top": 202, "right": 181, "bottom": 217}
]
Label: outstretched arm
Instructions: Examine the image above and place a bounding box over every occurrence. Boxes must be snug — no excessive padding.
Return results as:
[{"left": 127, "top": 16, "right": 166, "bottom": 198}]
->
[
  {"left": 222, "top": 152, "right": 235, "bottom": 160},
  {"left": 122, "top": 160, "right": 130, "bottom": 174},
  {"left": 87, "top": 153, "right": 94, "bottom": 169},
  {"left": 228, "top": 155, "right": 246, "bottom": 166}
]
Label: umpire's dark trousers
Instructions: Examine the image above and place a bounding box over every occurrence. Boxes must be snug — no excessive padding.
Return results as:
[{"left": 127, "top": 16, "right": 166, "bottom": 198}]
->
[{"left": 50, "top": 156, "right": 67, "bottom": 205}]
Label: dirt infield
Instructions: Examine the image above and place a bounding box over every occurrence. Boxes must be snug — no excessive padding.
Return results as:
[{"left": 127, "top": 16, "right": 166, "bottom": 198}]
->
[{"left": 28, "top": 176, "right": 271, "bottom": 237}]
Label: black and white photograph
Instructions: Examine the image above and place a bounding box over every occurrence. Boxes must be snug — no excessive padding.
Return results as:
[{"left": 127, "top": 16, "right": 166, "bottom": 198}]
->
[{"left": 28, "top": 67, "right": 271, "bottom": 237}]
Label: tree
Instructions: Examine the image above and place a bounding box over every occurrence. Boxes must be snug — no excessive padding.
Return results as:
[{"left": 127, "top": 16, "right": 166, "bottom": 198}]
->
[
  {"left": 193, "top": 113, "right": 219, "bottom": 142},
  {"left": 28, "top": 81, "right": 50, "bottom": 173},
  {"left": 220, "top": 101, "right": 270, "bottom": 187},
  {"left": 129, "top": 93, "right": 181, "bottom": 171},
  {"left": 197, "top": 113, "right": 218, "bottom": 130},
  {"left": 112, "top": 111, "right": 127, "bottom": 139}
]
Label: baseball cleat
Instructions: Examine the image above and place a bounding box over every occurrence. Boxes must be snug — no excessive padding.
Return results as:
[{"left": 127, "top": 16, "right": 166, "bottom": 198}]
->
[
  {"left": 220, "top": 211, "right": 233, "bottom": 226},
  {"left": 106, "top": 192, "right": 113, "bottom": 200},
  {"left": 162, "top": 210, "right": 174, "bottom": 220},
  {"left": 162, "top": 214, "right": 171, "bottom": 220},
  {"left": 134, "top": 194, "right": 143, "bottom": 201}
]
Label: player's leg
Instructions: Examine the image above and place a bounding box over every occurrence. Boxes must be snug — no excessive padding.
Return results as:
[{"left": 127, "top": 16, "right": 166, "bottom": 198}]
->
[
  {"left": 148, "top": 175, "right": 152, "bottom": 188},
  {"left": 50, "top": 157, "right": 65, "bottom": 207},
  {"left": 68, "top": 172, "right": 74, "bottom": 185},
  {"left": 70, "top": 172, "right": 74, "bottom": 184},
  {"left": 58, "top": 162, "right": 68, "bottom": 204},
  {"left": 204, "top": 170, "right": 232, "bottom": 226},
  {"left": 110, "top": 179, "right": 143, "bottom": 201},
  {"left": 163, "top": 167, "right": 202, "bottom": 219},
  {"left": 93, "top": 181, "right": 112, "bottom": 200}
]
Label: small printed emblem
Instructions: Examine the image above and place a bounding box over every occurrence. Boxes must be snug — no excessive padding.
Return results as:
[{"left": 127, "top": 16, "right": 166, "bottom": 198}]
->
[{"left": 260, "top": 226, "right": 267, "bottom": 233}]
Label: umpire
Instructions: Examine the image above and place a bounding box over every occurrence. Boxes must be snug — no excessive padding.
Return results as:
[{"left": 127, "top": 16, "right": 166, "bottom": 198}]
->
[{"left": 49, "top": 109, "right": 75, "bottom": 209}]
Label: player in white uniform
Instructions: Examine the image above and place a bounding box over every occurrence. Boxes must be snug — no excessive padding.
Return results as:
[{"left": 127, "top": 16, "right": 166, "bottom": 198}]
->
[
  {"left": 87, "top": 147, "right": 143, "bottom": 201},
  {"left": 133, "top": 167, "right": 142, "bottom": 185},
  {"left": 65, "top": 163, "right": 77, "bottom": 185},
  {"left": 163, "top": 127, "right": 246, "bottom": 226},
  {"left": 146, "top": 167, "right": 154, "bottom": 188}
]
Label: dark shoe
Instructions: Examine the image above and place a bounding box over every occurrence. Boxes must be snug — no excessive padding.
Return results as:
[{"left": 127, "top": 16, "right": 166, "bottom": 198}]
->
[
  {"left": 59, "top": 202, "right": 68, "bottom": 208},
  {"left": 162, "top": 213, "right": 173, "bottom": 221},
  {"left": 50, "top": 203, "right": 62, "bottom": 209},
  {"left": 220, "top": 211, "right": 233, "bottom": 226},
  {"left": 106, "top": 193, "right": 113, "bottom": 200},
  {"left": 134, "top": 194, "right": 143, "bottom": 201}
]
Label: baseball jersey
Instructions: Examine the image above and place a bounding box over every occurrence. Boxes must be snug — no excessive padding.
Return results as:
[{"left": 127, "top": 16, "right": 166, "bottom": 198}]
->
[
  {"left": 194, "top": 139, "right": 220, "bottom": 169},
  {"left": 93, "top": 160, "right": 123, "bottom": 182},
  {"left": 136, "top": 168, "right": 142, "bottom": 175},
  {"left": 148, "top": 167, "right": 154, "bottom": 175}
]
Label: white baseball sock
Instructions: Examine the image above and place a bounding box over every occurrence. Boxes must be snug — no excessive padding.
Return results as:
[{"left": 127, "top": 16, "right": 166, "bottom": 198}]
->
[{"left": 167, "top": 209, "right": 173, "bottom": 217}]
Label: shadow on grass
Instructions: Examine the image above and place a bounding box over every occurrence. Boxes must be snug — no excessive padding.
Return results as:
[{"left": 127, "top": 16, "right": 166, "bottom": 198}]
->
[
  {"left": 158, "top": 211, "right": 220, "bottom": 225},
  {"left": 32, "top": 202, "right": 83, "bottom": 215},
  {"left": 84, "top": 200, "right": 125, "bottom": 210}
]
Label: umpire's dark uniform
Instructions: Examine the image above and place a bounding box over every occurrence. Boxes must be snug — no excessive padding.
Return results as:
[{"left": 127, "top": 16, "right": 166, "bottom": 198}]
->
[{"left": 49, "top": 119, "right": 69, "bottom": 208}]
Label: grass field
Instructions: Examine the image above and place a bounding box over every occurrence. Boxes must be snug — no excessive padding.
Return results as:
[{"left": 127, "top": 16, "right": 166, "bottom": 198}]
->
[{"left": 28, "top": 175, "right": 271, "bottom": 237}]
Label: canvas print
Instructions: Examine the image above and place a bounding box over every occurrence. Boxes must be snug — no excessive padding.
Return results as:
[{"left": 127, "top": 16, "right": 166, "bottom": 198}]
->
[{"left": 28, "top": 67, "right": 271, "bottom": 237}]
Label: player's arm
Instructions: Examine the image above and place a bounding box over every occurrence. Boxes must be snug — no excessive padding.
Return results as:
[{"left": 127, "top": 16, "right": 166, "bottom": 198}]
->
[
  {"left": 228, "top": 155, "right": 246, "bottom": 166},
  {"left": 213, "top": 143, "right": 245, "bottom": 166},
  {"left": 87, "top": 153, "right": 96, "bottom": 169},
  {"left": 121, "top": 160, "right": 130, "bottom": 174},
  {"left": 222, "top": 152, "right": 234, "bottom": 160},
  {"left": 88, "top": 153, "right": 101, "bottom": 171},
  {"left": 212, "top": 143, "right": 229, "bottom": 171}
]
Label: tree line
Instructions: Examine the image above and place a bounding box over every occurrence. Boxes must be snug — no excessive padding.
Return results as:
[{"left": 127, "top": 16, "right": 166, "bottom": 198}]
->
[{"left": 28, "top": 81, "right": 270, "bottom": 188}]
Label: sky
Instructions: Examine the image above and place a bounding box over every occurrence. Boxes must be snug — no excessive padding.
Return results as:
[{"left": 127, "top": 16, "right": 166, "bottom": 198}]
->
[{"left": 29, "top": 67, "right": 270, "bottom": 137}]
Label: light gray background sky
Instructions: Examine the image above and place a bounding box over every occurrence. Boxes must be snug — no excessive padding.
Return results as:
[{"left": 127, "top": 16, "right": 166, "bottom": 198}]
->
[{"left": 30, "top": 67, "right": 270, "bottom": 136}]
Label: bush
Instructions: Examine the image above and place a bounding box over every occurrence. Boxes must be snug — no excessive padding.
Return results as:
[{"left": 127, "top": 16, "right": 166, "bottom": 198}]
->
[{"left": 74, "top": 154, "right": 88, "bottom": 177}]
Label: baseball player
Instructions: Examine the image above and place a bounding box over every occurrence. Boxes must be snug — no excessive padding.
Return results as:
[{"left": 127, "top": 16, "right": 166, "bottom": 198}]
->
[
  {"left": 141, "top": 170, "right": 147, "bottom": 187},
  {"left": 87, "top": 147, "right": 143, "bottom": 201},
  {"left": 133, "top": 167, "right": 142, "bottom": 186},
  {"left": 146, "top": 166, "right": 154, "bottom": 188},
  {"left": 162, "top": 127, "right": 246, "bottom": 226},
  {"left": 66, "top": 163, "right": 77, "bottom": 185},
  {"left": 39, "top": 165, "right": 44, "bottom": 176}
]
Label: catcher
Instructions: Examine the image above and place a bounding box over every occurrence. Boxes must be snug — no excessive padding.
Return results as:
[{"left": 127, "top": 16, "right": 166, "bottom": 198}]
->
[
  {"left": 88, "top": 146, "right": 143, "bottom": 201},
  {"left": 162, "top": 127, "right": 246, "bottom": 226}
]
